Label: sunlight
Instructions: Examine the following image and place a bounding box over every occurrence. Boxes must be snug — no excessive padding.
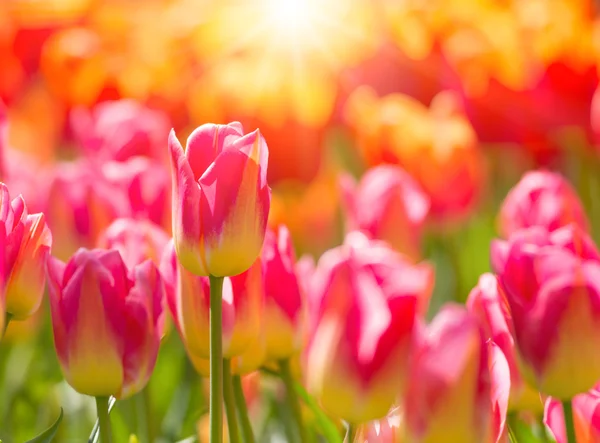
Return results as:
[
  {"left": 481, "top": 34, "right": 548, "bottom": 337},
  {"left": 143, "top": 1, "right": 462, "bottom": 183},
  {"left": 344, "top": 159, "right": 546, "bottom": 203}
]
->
[{"left": 266, "top": 0, "right": 317, "bottom": 36}]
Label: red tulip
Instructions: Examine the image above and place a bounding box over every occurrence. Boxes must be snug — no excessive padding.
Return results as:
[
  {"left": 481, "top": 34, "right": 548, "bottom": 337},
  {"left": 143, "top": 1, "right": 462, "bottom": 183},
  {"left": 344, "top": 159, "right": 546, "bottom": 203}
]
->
[
  {"left": 498, "top": 170, "right": 589, "bottom": 238},
  {"left": 545, "top": 387, "right": 600, "bottom": 443},
  {"left": 47, "top": 248, "right": 165, "bottom": 398},
  {"left": 169, "top": 122, "right": 270, "bottom": 277}
]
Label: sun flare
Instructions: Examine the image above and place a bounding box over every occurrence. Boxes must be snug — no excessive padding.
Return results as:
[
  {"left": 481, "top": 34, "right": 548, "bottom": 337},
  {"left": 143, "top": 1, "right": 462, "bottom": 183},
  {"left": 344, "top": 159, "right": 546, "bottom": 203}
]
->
[{"left": 266, "top": 0, "right": 318, "bottom": 36}]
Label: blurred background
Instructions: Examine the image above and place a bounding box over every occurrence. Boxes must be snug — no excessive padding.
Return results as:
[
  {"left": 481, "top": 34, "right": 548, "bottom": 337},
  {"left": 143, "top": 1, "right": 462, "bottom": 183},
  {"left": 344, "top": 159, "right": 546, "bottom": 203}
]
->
[{"left": 1, "top": 0, "right": 600, "bottom": 441}]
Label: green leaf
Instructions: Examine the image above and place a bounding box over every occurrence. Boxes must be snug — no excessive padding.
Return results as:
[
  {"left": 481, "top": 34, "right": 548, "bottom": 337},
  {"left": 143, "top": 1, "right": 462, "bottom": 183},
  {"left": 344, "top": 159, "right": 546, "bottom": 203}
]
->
[
  {"left": 25, "top": 408, "right": 63, "bottom": 443},
  {"left": 292, "top": 382, "right": 342, "bottom": 443}
]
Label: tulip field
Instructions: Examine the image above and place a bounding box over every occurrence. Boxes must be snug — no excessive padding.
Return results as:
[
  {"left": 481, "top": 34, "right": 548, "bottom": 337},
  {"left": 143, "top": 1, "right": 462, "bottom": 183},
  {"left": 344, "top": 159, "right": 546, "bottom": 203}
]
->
[{"left": 4, "top": 1, "right": 600, "bottom": 442}]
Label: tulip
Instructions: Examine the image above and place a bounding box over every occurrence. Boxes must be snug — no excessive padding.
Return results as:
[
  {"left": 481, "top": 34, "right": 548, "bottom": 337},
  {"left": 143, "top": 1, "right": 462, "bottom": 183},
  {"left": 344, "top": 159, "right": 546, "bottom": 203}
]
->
[
  {"left": 339, "top": 165, "right": 430, "bottom": 260},
  {"left": 306, "top": 235, "right": 424, "bottom": 423},
  {"left": 545, "top": 388, "right": 600, "bottom": 443},
  {"left": 102, "top": 157, "right": 172, "bottom": 232},
  {"left": 467, "top": 273, "right": 543, "bottom": 412},
  {"left": 46, "top": 248, "right": 165, "bottom": 399},
  {"left": 262, "top": 225, "right": 305, "bottom": 361},
  {"left": 97, "top": 218, "right": 170, "bottom": 269},
  {"left": 70, "top": 99, "right": 170, "bottom": 163},
  {"left": 403, "top": 304, "right": 496, "bottom": 443},
  {"left": 160, "top": 241, "right": 263, "bottom": 366},
  {"left": 358, "top": 407, "right": 403, "bottom": 443},
  {"left": 45, "top": 160, "right": 128, "bottom": 260},
  {"left": 492, "top": 224, "right": 600, "bottom": 399},
  {"left": 498, "top": 170, "right": 589, "bottom": 238},
  {"left": 0, "top": 183, "right": 52, "bottom": 323},
  {"left": 169, "top": 122, "right": 270, "bottom": 277}
]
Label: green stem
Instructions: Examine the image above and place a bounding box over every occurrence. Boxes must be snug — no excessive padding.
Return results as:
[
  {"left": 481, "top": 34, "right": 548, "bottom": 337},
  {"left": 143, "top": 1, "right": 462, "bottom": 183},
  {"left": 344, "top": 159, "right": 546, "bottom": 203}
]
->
[
  {"left": 233, "top": 375, "right": 256, "bottom": 443},
  {"left": 562, "top": 400, "right": 577, "bottom": 443},
  {"left": 344, "top": 423, "right": 356, "bottom": 443},
  {"left": 134, "top": 387, "right": 151, "bottom": 443},
  {"left": 95, "top": 396, "right": 113, "bottom": 443},
  {"left": 209, "top": 275, "right": 224, "bottom": 443},
  {"left": 279, "top": 359, "right": 306, "bottom": 443},
  {"left": 223, "top": 359, "right": 240, "bottom": 443},
  {"left": 2, "top": 312, "right": 12, "bottom": 339}
]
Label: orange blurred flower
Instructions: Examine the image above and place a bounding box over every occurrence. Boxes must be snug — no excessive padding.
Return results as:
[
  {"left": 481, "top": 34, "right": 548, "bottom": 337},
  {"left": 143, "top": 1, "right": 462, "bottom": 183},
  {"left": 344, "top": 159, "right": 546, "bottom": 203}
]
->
[{"left": 345, "top": 87, "right": 485, "bottom": 222}]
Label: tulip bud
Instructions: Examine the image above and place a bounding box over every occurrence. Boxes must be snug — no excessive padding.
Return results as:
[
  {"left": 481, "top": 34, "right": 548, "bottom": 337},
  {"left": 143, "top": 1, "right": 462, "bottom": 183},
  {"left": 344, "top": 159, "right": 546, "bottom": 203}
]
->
[
  {"left": 262, "top": 226, "right": 306, "bottom": 360},
  {"left": 160, "top": 241, "right": 263, "bottom": 367},
  {"left": 0, "top": 183, "right": 52, "bottom": 321},
  {"left": 403, "top": 305, "right": 495, "bottom": 443},
  {"left": 545, "top": 388, "right": 600, "bottom": 443},
  {"left": 467, "top": 273, "right": 543, "bottom": 412},
  {"left": 492, "top": 224, "right": 600, "bottom": 399},
  {"left": 70, "top": 99, "right": 170, "bottom": 163},
  {"left": 339, "top": 165, "right": 430, "bottom": 260},
  {"left": 97, "top": 218, "right": 170, "bottom": 269},
  {"left": 46, "top": 248, "right": 165, "bottom": 398},
  {"left": 169, "top": 122, "right": 270, "bottom": 277},
  {"left": 498, "top": 170, "right": 589, "bottom": 238},
  {"left": 306, "top": 236, "right": 424, "bottom": 423}
]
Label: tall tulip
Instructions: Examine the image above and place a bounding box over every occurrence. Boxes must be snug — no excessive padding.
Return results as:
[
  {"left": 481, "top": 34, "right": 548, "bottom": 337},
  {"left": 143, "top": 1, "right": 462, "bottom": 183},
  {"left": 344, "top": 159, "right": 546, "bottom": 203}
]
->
[
  {"left": 46, "top": 248, "right": 165, "bottom": 399},
  {"left": 498, "top": 170, "right": 589, "bottom": 238},
  {"left": 492, "top": 224, "right": 600, "bottom": 399},
  {"left": 306, "top": 234, "right": 426, "bottom": 424},
  {"left": 0, "top": 183, "right": 52, "bottom": 327},
  {"left": 339, "top": 165, "right": 430, "bottom": 260},
  {"left": 403, "top": 304, "right": 496, "bottom": 443},
  {"left": 169, "top": 122, "right": 270, "bottom": 277}
]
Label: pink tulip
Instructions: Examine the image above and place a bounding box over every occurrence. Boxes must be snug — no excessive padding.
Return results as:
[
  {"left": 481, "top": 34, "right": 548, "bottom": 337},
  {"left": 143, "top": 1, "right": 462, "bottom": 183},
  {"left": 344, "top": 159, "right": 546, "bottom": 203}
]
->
[
  {"left": 498, "top": 170, "right": 589, "bottom": 238},
  {"left": 70, "top": 99, "right": 170, "bottom": 162},
  {"left": 97, "top": 218, "right": 170, "bottom": 269},
  {"left": 339, "top": 165, "right": 430, "bottom": 260},
  {"left": 169, "top": 122, "right": 270, "bottom": 277},
  {"left": 545, "top": 388, "right": 600, "bottom": 443},
  {"left": 403, "top": 304, "right": 497, "bottom": 443},
  {"left": 0, "top": 183, "right": 52, "bottom": 323},
  {"left": 160, "top": 241, "right": 263, "bottom": 372},
  {"left": 46, "top": 160, "right": 129, "bottom": 260},
  {"left": 492, "top": 224, "right": 600, "bottom": 399},
  {"left": 306, "top": 235, "right": 425, "bottom": 423},
  {"left": 467, "top": 273, "right": 543, "bottom": 412},
  {"left": 46, "top": 248, "right": 165, "bottom": 398},
  {"left": 359, "top": 407, "right": 403, "bottom": 442},
  {"left": 262, "top": 225, "right": 306, "bottom": 360},
  {"left": 102, "top": 157, "right": 171, "bottom": 231}
]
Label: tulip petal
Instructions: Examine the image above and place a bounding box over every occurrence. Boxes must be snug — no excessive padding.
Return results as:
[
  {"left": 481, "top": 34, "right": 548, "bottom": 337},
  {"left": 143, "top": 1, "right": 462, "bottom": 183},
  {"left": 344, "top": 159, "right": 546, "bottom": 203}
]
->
[{"left": 169, "top": 130, "right": 206, "bottom": 276}]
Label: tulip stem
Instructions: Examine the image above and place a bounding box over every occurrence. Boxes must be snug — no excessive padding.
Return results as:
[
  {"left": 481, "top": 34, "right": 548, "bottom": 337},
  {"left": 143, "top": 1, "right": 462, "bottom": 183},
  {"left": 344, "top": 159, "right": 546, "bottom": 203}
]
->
[
  {"left": 209, "top": 275, "right": 225, "bottom": 443},
  {"left": 223, "top": 359, "right": 241, "bottom": 443},
  {"left": 2, "top": 312, "right": 11, "bottom": 339},
  {"left": 562, "top": 400, "right": 577, "bottom": 443},
  {"left": 279, "top": 359, "right": 306, "bottom": 443},
  {"left": 95, "top": 396, "right": 113, "bottom": 443},
  {"left": 233, "top": 375, "right": 256, "bottom": 443},
  {"left": 345, "top": 423, "right": 357, "bottom": 443}
]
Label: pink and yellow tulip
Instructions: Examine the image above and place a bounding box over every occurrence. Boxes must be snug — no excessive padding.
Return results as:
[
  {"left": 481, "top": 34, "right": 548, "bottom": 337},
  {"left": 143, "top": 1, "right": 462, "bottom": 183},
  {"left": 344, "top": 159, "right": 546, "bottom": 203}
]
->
[
  {"left": 0, "top": 182, "right": 52, "bottom": 323},
  {"left": 169, "top": 122, "right": 270, "bottom": 277},
  {"left": 492, "top": 224, "right": 600, "bottom": 399},
  {"left": 46, "top": 248, "right": 165, "bottom": 398}
]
